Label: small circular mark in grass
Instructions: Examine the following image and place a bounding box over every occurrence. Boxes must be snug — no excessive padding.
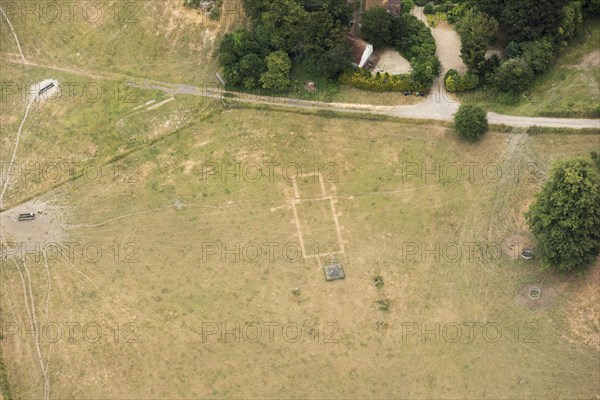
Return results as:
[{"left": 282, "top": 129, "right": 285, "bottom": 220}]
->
[
  {"left": 521, "top": 248, "right": 535, "bottom": 260},
  {"left": 528, "top": 286, "right": 541, "bottom": 300}
]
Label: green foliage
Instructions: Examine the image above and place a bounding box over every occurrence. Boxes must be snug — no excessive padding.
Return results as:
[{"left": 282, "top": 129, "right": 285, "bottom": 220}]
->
[
  {"left": 447, "top": 2, "right": 468, "bottom": 23},
  {"left": 493, "top": 57, "right": 534, "bottom": 93},
  {"left": 401, "top": 0, "right": 415, "bottom": 14},
  {"left": 557, "top": 1, "right": 584, "bottom": 45},
  {"left": 520, "top": 37, "right": 555, "bottom": 73},
  {"left": 339, "top": 69, "right": 420, "bottom": 92},
  {"left": 444, "top": 69, "right": 479, "bottom": 91},
  {"left": 358, "top": 10, "right": 440, "bottom": 90},
  {"left": 424, "top": 3, "right": 435, "bottom": 14},
  {"left": 300, "top": 10, "right": 352, "bottom": 78},
  {"left": 583, "top": 0, "right": 600, "bottom": 14},
  {"left": 456, "top": 9, "right": 499, "bottom": 74},
  {"left": 476, "top": 0, "right": 570, "bottom": 41},
  {"left": 361, "top": 7, "right": 396, "bottom": 48},
  {"left": 454, "top": 104, "right": 488, "bottom": 139},
  {"left": 445, "top": 75, "right": 458, "bottom": 92},
  {"left": 260, "top": 51, "right": 292, "bottom": 91},
  {"left": 410, "top": 57, "right": 439, "bottom": 87},
  {"left": 217, "top": 0, "right": 353, "bottom": 90},
  {"left": 218, "top": 29, "right": 267, "bottom": 89},
  {"left": 395, "top": 14, "right": 441, "bottom": 87},
  {"left": 525, "top": 157, "right": 600, "bottom": 272}
]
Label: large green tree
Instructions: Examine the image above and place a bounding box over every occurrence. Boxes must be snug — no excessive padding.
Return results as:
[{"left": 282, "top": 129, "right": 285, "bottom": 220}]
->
[
  {"left": 493, "top": 57, "right": 534, "bottom": 93},
  {"left": 260, "top": 51, "right": 293, "bottom": 91},
  {"left": 218, "top": 29, "right": 267, "bottom": 89},
  {"left": 453, "top": 104, "right": 488, "bottom": 139},
  {"left": 456, "top": 9, "right": 499, "bottom": 74},
  {"left": 360, "top": 7, "right": 396, "bottom": 48},
  {"left": 525, "top": 157, "right": 600, "bottom": 271},
  {"left": 474, "top": 0, "right": 570, "bottom": 41}
]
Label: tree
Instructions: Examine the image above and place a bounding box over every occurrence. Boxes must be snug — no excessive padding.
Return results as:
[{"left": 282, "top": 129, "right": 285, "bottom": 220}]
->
[
  {"left": 454, "top": 104, "right": 488, "bottom": 139},
  {"left": 360, "top": 7, "right": 396, "bottom": 48},
  {"left": 301, "top": 12, "right": 351, "bottom": 78},
  {"left": 493, "top": 57, "right": 534, "bottom": 94},
  {"left": 218, "top": 29, "right": 267, "bottom": 89},
  {"left": 474, "top": 0, "right": 570, "bottom": 41},
  {"left": 583, "top": 0, "right": 600, "bottom": 14},
  {"left": 456, "top": 9, "right": 499, "bottom": 74},
  {"left": 503, "top": 0, "right": 570, "bottom": 41},
  {"left": 260, "top": 51, "right": 292, "bottom": 91},
  {"left": 525, "top": 157, "right": 600, "bottom": 271},
  {"left": 520, "top": 38, "right": 555, "bottom": 73},
  {"left": 556, "top": 1, "right": 584, "bottom": 44},
  {"left": 239, "top": 53, "right": 267, "bottom": 89}
]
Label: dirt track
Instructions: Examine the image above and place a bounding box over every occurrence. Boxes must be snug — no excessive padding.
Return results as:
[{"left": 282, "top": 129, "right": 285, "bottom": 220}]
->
[{"left": 5, "top": 56, "right": 599, "bottom": 129}]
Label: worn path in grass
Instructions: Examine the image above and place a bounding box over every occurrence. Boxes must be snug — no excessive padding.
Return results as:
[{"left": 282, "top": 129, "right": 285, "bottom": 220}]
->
[{"left": 4, "top": 56, "right": 600, "bottom": 130}]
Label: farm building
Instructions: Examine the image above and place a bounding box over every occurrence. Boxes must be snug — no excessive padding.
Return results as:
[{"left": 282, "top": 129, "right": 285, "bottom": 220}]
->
[
  {"left": 347, "top": 34, "right": 374, "bottom": 68},
  {"left": 364, "top": 0, "right": 402, "bottom": 16}
]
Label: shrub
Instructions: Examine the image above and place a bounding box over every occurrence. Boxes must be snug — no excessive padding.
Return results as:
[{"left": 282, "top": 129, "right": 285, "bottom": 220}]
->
[
  {"left": 520, "top": 37, "right": 555, "bottom": 73},
  {"left": 493, "top": 57, "right": 534, "bottom": 94},
  {"left": 260, "top": 51, "right": 292, "bottom": 92},
  {"left": 445, "top": 75, "right": 458, "bottom": 92},
  {"left": 415, "top": 0, "right": 429, "bottom": 6},
  {"left": 454, "top": 104, "right": 488, "bottom": 139},
  {"left": 339, "top": 69, "right": 420, "bottom": 92},
  {"left": 424, "top": 3, "right": 435, "bottom": 14},
  {"left": 401, "top": 0, "right": 415, "bottom": 13},
  {"left": 444, "top": 69, "right": 479, "bottom": 92},
  {"left": 436, "top": 3, "right": 454, "bottom": 12},
  {"left": 447, "top": 3, "right": 468, "bottom": 24}
]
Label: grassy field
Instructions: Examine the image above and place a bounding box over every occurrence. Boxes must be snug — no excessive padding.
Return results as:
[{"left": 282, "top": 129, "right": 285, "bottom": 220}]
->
[
  {"left": 1, "top": 75, "right": 599, "bottom": 397},
  {"left": 462, "top": 18, "right": 600, "bottom": 118},
  {"left": 1, "top": 1, "right": 599, "bottom": 398},
  {"left": 0, "top": 0, "right": 245, "bottom": 83}
]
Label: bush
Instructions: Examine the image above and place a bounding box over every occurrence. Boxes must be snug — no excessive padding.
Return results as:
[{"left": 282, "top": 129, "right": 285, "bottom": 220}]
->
[
  {"left": 454, "top": 104, "right": 488, "bottom": 139},
  {"left": 260, "top": 51, "right": 292, "bottom": 92},
  {"left": 339, "top": 69, "right": 420, "bottom": 92},
  {"left": 447, "top": 3, "right": 468, "bottom": 24},
  {"left": 401, "top": 0, "right": 415, "bottom": 13},
  {"left": 493, "top": 57, "right": 534, "bottom": 94},
  {"left": 415, "top": 0, "right": 429, "bottom": 6},
  {"left": 520, "top": 37, "right": 555, "bottom": 73},
  {"left": 424, "top": 3, "right": 435, "bottom": 14},
  {"left": 436, "top": 3, "right": 454, "bottom": 12},
  {"left": 444, "top": 69, "right": 479, "bottom": 92}
]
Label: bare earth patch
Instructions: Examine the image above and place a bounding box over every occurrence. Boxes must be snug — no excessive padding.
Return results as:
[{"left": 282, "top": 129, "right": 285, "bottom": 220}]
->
[
  {"left": 431, "top": 22, "right": 468, "bottom": 74},
  {"left": 579, "top": 49, "right": 600, "bottom": 68},
  {"left": 411, "top": 8, "right": 467, "bottom": 74},
  {"left": 0, "top": 199, "right": 67, "bottom": 247},
  {"left": 514, "top": 283, "right": 558, "bottom": 310},
  {"left": 372, "top": 48, "right": 411, "bottom": 75}
]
